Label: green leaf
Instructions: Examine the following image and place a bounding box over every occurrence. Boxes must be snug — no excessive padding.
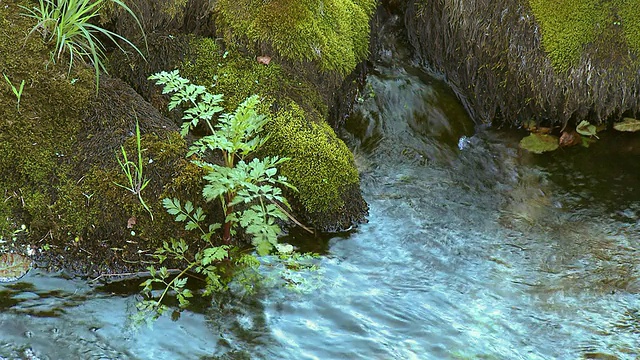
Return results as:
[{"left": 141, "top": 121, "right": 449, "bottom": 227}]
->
[
  {"left": 519, "top": 133, "right": 559, "bottom": 154},
  {"left": 202, "top": 246, "right": 229, "bottom": 265},
  {"left": 256, "top": 241, "right": 273, "bottom": 256},
  {"left": 185, "top": 221, "right": 199, "bottom": 231},
  {"left": 174, "top": 277, "right": 187, "bottom": 289},
  {"left": 576, "top": 120, "right": 597, "bottom": 137},
  {"left": 184, "top": 201, "right": 194, "bottom": 214},
  {"left": 613, "top": 117, "right": 640, "bottom": 132},
  {"left": 163, "top": 198, "right": 181, "bottom": 214},
  {"left": 0, "top": 253, "right": 32, "bottom": 282}
]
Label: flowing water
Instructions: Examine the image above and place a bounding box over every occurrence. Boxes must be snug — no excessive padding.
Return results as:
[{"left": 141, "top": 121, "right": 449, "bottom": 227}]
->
[{"left": 2, "top": 19, "right": 640, "bottom": 360}]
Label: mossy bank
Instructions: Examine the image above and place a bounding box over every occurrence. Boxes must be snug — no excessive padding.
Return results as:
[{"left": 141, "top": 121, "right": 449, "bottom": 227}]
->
[{"left": 1, "top": 0, "right": 371, "bottom": 275}]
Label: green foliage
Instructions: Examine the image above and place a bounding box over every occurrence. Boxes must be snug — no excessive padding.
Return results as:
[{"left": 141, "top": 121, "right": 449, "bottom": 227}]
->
[
  {"left": 139, "top": 70, "right": 299, "bottom": 314},
  {"left": 149, "top": 69, "right": 224, "bottom": 136},
  {"left": 20, "top": 0, "right": 146, "bottom": 92},
  {"left": 214, "top": 0, "right": 376, "bottom": 74},
  {"left": 2, "top": 73, "right": 25, "bottom": 111},
  {"left": 113, "top": 119, "right": 153, "bottom": 220}
]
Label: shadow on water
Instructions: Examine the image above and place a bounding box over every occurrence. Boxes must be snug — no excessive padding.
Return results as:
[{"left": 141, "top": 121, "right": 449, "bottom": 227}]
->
[{"left": 1, "top": 15, "right": 639, "bottom": 360}]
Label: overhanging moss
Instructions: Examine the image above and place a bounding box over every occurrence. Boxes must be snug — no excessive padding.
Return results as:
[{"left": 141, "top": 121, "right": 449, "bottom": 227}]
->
[
  {"left": 405, "top": 0, "right": 640, "bottom": 127},
  {"left": 213, "top": 0, "right": 376, "bottom": 74}
]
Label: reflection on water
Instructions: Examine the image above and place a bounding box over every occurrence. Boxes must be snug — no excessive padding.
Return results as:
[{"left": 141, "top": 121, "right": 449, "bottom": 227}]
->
[{"left": 2, "top": 21, "right": 640, "bottom": 360}]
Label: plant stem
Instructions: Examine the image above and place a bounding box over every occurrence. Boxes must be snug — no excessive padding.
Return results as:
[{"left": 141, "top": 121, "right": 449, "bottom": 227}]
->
[{"left": 156, "top": 262, "right": 196, "bottom": 306}]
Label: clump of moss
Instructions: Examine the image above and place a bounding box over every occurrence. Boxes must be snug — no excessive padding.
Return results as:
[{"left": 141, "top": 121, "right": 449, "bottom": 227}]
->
[
  {"left": 181, "top": 37, "right": 291, "bottom": 110},
  {"left": 619, "top": 3, "right": 640, "bottom": 55},
  {"left": 528, "top": 0, "right": 606, "bottom": 71},
  {"left": 181, "top": 37, "right": 328, "bottom": 117},
  {"left": 529, "top": 0, "right": 640, "bottom": 72},
  {"left": 214, "top": 0, "right": 376, "bottom": 74},
  {"left": 261, "top": 101, "right": 361, "bottom": 220}
]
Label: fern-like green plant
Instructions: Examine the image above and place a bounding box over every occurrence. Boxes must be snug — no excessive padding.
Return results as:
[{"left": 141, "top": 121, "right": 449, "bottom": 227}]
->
[
  {"left": 137, "top": 70, "right": 298, "bottom": 316},
  {"left": 20, "top": 0, "right": 146, "bottom": 92}
]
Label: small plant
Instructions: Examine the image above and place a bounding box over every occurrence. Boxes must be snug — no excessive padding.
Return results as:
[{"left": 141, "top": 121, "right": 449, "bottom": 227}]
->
[
  {"left": 3, "top": 74, "right": 26, "bottom": 111},
  {"left": 137, "top": 70, "right": 297, "bottom": 316},
  {"left": 114, "top": 119, "right": 153, "bottom": 220},
  {"left": 20, "top": 0, "right": 146, "bottom": 92}
]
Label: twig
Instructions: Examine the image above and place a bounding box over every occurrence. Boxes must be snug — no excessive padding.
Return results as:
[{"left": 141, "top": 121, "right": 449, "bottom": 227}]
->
[
  {"left": 268, "top": 198, "right": 314, "bottom": 234},
  {"left": 89, "top": 268, "right": 205, "bottom": 283}
]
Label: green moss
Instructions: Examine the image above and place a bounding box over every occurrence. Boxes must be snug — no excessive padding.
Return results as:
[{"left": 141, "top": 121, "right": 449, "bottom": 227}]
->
[
  {"left": 181, "top": 36, "right": 327, "bottom": 118},
  {"left": 261, "top": 101, "right": 360, "bottom": 214},
  {"left": 529, "top": 0, "right": 640, "bottom": 72},
  {"left": 0, "top": 0, "right": 94, "bottom": 238},
  {"left": 214, "top": 0, "right": 376, "bottom": 74},
  {"left": 161, "top": 0, "right": 189, "bottom": 18},
  {"left": 619, "top": 3, "right": 640, "bottom": 55},
  {"left": 181, "top": 37, "right": 290, "bottom": 110},
  {"left": 529, "top": 0, "right": 607, "bottom": 71}
]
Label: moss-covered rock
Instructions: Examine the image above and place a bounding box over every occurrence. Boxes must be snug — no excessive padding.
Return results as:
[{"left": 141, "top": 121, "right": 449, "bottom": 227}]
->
[
  {"left": 261, "top": 101, "right": 367, "bottom": 231},
  {"left": 179, "top": 36, "right": 368, "bottom": 231},
  {"left": 0, "top": 0, "right": 369, "bottom": 278},
  {"left": 403, "top": 0, "right": 640, "bottom": 127}
]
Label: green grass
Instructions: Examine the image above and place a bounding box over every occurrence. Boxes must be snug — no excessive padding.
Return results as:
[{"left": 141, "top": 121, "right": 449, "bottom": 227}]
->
[{"left": 20, "top": 0, "right": 146, "bottom": 92}]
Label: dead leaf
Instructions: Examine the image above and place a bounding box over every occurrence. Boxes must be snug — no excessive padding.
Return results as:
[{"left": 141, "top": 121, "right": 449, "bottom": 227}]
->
[
  {"left": 127, "top": 216, "right": 137, "bottom": 229},
  {"left": 0, "top": 253, "right": 32, "bottom": 282},
  {"left": 559, "top": 130, "right": 581, "bottom": 147},
  {"left": 257, "top": 56, "right": 271, "bottom": 65},
  {"left": 522, "top": 120, "right": 551, "bottom": 134}
]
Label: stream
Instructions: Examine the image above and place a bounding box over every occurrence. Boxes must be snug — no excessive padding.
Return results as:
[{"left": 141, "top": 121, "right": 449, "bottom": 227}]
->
[{"left": 1, "top": 17, "right": 639, "bottom": 360}]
